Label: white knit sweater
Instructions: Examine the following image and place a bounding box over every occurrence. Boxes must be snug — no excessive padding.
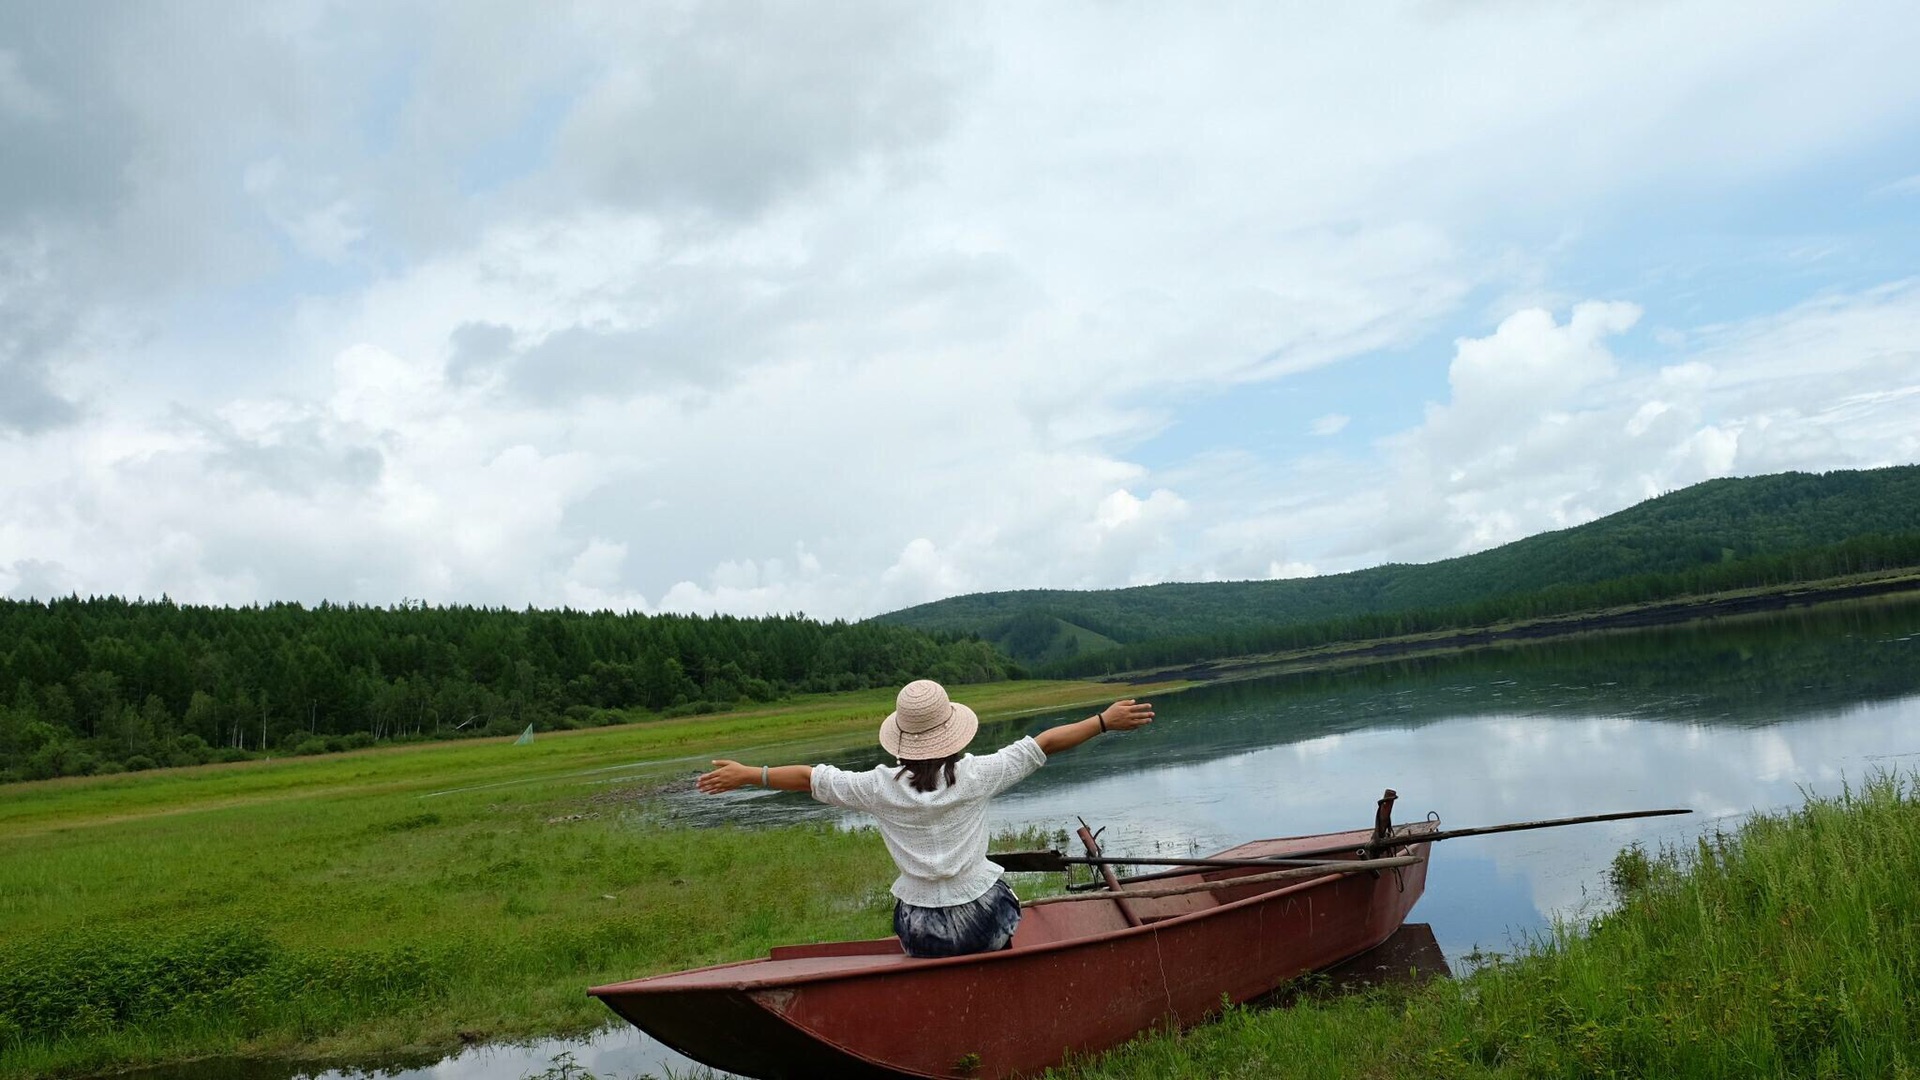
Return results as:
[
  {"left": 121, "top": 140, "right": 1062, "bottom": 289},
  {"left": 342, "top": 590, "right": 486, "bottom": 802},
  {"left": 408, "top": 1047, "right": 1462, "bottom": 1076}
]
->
[{"left": 811, "top": 737, "right": 1048, "bottom": 907}]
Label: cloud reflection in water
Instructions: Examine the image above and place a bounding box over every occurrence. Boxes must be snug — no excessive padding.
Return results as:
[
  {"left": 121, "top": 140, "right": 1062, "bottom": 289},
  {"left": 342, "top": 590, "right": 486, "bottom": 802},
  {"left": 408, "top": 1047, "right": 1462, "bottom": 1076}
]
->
[{"left": 671, "top": 599, "right": 1920, "bottom": 962}]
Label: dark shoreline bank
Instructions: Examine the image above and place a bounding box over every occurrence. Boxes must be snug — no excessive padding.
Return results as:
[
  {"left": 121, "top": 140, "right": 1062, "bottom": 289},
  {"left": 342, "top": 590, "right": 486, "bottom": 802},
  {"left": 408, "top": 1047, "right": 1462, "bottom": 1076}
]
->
[{"left": 1118, "top": 571, "right": 1920, "bottom": 685}]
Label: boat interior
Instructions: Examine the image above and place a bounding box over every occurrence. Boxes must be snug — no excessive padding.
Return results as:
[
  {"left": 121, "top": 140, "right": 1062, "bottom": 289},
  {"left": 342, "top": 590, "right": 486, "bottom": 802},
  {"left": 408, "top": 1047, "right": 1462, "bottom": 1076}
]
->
[
  {"left": 596, "top": 824, "right": 1436, "bottom": 993},
  {"left": 714, "top": 822, "right": 1420, "bottom": 968},
  {"left": 619, "top": 826, "right": 1430, "bottom": 987},
  {"left": 743, "top": 872, "right": 1237, "bottom": 974}
]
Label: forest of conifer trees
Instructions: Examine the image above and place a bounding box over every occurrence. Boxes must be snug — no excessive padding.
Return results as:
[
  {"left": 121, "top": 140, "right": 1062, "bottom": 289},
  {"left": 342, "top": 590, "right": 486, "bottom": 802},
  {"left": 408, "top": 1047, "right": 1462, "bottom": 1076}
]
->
[
  {"left": 1039, "top": 531, "right": 1920, "bottom": 676},
  {"left": 0, "top": 600, "right": 1018, "bottom": 783}
]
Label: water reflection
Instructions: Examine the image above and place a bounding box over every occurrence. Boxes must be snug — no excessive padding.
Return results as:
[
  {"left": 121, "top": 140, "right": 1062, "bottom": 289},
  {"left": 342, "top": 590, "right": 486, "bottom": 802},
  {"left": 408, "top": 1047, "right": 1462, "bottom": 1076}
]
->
[
  {"left": 110, "top": 1027, "right": 717, "bottom": 1080},
  {"left": 674, "top": 595, "right": 1920, "bottom": 963}
]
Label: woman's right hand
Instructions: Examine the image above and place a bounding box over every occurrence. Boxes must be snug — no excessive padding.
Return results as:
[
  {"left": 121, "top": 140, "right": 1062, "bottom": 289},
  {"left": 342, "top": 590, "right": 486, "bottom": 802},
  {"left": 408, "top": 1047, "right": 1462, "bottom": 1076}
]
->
[
  {"left": 1100, "top": 699, "right": 1155, "bottom": 731},
  {"left": 697, "top": 759, "right": 756, "bottom": 794}
]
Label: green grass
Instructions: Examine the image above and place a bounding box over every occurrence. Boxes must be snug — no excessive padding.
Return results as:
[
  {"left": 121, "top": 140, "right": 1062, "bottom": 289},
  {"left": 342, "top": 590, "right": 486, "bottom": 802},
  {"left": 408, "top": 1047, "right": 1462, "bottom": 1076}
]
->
[
  {"left": 1050, "top": 773, "right": 1920, "bottom": 1079},
  {"left": 11, "top": 672, "right": 1906, "bottom": 1080},
  {"left": 0, "top": 679, "right": 1181, "bottom": 840},
  {"left": 0, "top": 678, "right": 1171, "bottom": 1078}
]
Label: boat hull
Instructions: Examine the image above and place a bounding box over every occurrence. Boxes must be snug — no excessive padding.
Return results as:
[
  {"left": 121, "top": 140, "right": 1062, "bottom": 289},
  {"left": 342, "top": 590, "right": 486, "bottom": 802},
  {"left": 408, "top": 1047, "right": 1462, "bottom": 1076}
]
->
[{"left": 591, "top": 824, "right": 1433, "bottom": 1079}]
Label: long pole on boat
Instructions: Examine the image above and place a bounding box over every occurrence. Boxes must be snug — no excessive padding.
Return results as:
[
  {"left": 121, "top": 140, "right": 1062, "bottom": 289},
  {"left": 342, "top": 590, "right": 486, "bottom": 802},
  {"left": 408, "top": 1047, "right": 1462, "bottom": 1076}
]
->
[
  {"left": 991, "top": 851, "right": 1388, "bottom": 873},
  {"left": 1310, "top": 807, "right": 1691, "bottom": 857},
  {"left": 1022, "top": 854, "right": 1427, "bottom": 908},
  {"left": 1074, "top": 806, "right": 1691, "bottom": 891}
]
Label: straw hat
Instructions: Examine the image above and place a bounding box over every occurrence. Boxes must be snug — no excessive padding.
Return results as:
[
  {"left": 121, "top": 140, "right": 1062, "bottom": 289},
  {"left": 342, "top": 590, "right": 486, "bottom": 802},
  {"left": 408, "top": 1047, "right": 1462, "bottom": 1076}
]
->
[{"left": 879, "top": 679, "right": 979, "bottom": 760}]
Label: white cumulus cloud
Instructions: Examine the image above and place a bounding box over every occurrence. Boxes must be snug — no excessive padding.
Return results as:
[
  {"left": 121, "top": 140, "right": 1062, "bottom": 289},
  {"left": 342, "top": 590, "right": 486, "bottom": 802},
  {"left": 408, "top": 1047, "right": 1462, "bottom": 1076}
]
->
[{"left": 2, "top": 2, "right": 1920, "bottom": 617}]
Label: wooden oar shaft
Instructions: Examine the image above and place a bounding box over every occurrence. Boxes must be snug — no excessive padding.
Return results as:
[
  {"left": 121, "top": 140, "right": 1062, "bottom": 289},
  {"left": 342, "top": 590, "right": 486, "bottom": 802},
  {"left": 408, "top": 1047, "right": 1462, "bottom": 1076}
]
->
[
  {"left": 1023, "top": 855, "right": 1424, "bottom": 908},
  {"left": 1094, "top": 807, "right": 1690, "bottom": 890},
  {"left": 995, "top": 852, "right": 1359, "bottom": 873},
  {"left": 1079, "top": 820, "right": 1143, "bottom": 928},
  {"left": 1371, "top": 808, "right": 1691, "bottom": 850}
]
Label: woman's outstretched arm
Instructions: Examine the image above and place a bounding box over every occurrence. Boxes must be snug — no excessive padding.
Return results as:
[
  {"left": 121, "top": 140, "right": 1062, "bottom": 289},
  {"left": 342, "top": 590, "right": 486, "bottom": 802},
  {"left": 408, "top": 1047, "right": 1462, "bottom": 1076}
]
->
[
  {"left": 697, "top": 759, "right": 813, "bottom": 793},
  {"left": 1034, "top": 699, "right": 1154, "bottom": 756}
]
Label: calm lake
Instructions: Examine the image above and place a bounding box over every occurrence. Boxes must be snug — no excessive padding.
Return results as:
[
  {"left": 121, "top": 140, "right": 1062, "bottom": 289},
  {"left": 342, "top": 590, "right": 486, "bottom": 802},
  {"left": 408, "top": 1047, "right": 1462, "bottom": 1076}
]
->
[
  {"left": 688, "top": 593, "right": 1920, "bottom": 964},
  {"left": 147, "top": 595, "right": 1920, "bottom": 1080}
]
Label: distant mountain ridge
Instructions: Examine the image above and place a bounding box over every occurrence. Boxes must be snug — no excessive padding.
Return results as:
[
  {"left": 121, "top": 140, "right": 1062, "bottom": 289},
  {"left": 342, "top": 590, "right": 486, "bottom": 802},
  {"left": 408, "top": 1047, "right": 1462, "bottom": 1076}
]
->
[{"left": 872, "top": 466, "right": 1920, "bottom": 667}]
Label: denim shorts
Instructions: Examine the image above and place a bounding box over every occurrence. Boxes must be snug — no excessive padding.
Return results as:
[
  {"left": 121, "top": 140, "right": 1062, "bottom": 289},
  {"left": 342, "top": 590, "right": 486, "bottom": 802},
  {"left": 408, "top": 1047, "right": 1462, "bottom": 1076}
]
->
[{"left": 894, "top": 879, "right": 1022, "bottom": 958}]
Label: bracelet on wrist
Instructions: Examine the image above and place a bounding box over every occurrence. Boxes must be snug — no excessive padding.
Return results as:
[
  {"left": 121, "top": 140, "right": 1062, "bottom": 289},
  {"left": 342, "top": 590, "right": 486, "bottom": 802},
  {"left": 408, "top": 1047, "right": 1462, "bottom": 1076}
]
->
[
  {"left": 1097, "top": 713, "right": 1108, "bottom": 733},
  {"left": 761, "top": 765, "right": 770, "bottom": 787}
]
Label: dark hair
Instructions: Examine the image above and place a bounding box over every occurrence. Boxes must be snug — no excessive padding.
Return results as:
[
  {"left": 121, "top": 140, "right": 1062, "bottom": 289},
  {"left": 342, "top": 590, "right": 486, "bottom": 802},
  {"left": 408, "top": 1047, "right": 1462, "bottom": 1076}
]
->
[{"left": 896, "top": 752, "right": 962, "bottom": 793}]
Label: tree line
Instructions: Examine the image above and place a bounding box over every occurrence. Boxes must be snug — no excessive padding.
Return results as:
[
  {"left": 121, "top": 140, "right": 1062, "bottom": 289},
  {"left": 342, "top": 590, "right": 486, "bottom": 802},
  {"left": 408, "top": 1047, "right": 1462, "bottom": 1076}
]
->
[
  {"left": 1039, "top": 531, "right": 1920, "bottom": 677},
  {"left": 0, "top": 600, "right": 1019, "bottom": 783}
]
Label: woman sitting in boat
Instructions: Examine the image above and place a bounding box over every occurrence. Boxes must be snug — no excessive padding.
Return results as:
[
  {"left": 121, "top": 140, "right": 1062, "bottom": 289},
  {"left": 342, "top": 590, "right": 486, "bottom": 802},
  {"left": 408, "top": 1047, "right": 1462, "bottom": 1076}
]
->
[{"left": 697, "top": 679, "right": 1154, "bottom": 958}]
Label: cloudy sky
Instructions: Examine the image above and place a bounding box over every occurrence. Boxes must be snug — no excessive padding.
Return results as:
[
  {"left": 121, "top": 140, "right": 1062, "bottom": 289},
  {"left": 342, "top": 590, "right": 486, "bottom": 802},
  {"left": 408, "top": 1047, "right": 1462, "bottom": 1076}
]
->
[{"left": 4, "top": 2, "right": 1919, "bottom": 618}]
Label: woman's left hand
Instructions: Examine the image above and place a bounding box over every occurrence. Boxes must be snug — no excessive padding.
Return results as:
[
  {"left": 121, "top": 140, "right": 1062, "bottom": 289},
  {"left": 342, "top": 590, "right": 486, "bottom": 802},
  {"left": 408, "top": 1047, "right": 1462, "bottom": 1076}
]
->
[
  {"left": 1100, "top": 699, "right": 1155, "bottom": 732},
  {"left": 697, "top": 759, "right": 757, "bottom": 794}
]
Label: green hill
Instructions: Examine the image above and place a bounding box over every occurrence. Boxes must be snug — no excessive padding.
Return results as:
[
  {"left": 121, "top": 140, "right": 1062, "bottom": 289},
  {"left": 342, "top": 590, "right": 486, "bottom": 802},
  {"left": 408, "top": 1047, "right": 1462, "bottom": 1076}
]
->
[{"left": 874, "top": 465, "right": 1920, "bottom": 666}]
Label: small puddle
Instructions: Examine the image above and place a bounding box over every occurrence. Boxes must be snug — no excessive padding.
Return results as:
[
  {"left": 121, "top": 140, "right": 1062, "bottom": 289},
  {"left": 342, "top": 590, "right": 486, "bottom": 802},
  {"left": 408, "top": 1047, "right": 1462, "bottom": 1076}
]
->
[{"left": 108, "top": 1027, "right": 731, "bottom": 1080}]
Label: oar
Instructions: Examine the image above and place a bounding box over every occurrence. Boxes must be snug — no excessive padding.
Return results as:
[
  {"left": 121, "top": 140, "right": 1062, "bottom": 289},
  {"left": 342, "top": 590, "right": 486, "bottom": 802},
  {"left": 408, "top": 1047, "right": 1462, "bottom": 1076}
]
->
[
  {"left": 991, "top": 850, "right": 1358, "bottom": 873},
  {"left": 1075, "top": 818, "right": 1144, "bottom": 928},
  {"left": 1076, "top": 807, "right": 1693, "bottom": 891},
  {"left": 1021, "top": 855, "right": 1426, "bottom": 908}
]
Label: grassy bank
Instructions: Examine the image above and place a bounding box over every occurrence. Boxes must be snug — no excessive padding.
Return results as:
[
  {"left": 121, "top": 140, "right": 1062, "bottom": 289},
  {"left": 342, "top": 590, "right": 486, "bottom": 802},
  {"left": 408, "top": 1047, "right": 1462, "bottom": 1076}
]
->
[
  {"left": 1054, "top": 773, "right": 1920, "bottom": 1079},
  {"left": 0, "top": 678, "right": 1171, "bottom": 1078},
  {"left": 11, "top": 666, "right": 1914, "bottom": 1080}
]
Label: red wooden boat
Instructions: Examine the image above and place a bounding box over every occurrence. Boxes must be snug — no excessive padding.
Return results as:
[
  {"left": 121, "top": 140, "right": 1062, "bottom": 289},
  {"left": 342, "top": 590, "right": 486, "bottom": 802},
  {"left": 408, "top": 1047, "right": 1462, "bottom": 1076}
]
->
[{"left": 589, "top": 814, "right": 1437, "bottom": 1079}]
